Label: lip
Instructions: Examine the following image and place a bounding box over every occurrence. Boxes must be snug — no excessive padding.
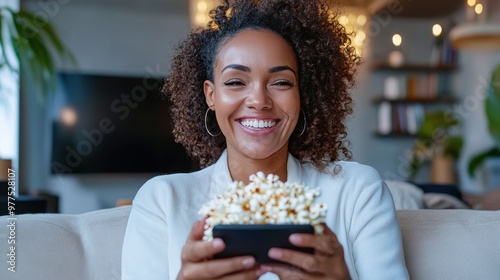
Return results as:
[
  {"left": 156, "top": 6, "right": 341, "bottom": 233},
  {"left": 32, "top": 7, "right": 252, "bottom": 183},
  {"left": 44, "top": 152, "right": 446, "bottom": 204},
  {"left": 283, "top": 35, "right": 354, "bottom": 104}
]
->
[{"left": 236, "top": 115, "right": 281, "bottom": 137}]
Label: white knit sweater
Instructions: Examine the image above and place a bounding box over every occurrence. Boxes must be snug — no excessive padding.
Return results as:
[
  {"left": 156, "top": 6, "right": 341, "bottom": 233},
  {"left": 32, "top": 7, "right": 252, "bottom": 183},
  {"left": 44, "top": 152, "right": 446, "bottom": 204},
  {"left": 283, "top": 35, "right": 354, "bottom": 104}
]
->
[{"left": 122, "top": 150, "right": 409, "bottom": 279}]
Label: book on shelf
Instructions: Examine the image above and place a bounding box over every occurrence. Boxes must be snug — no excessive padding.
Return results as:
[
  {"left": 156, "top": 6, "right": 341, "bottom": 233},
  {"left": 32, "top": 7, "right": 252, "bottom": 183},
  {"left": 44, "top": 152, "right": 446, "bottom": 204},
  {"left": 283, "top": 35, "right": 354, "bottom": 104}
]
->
[
  {"left": 381, "top": 74, "right": 446, "bottom": 100},
  {"left": 377, "top": 102, "right": 425, "bottom": 135}
]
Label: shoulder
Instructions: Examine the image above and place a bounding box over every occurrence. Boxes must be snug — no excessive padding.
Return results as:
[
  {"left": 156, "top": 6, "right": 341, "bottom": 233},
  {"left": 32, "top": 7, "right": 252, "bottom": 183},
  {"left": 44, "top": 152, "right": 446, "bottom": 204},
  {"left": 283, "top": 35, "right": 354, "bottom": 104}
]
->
[
  {"left": 300, "top": 160, "right": 389, "bottom": 206},
  {"left": 302, "top": 160, "right": 382, "bottom": 186},
  {"left": 332, "top": 161, "right": 382, "bottom": 185}
]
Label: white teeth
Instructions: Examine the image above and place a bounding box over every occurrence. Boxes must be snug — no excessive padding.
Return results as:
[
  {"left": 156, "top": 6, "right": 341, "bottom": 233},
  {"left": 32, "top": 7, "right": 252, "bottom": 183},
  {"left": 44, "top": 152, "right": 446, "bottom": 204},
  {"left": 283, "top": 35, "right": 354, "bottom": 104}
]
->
[{"left": 241, "top": 119, "right": 276, "bottom": 129}]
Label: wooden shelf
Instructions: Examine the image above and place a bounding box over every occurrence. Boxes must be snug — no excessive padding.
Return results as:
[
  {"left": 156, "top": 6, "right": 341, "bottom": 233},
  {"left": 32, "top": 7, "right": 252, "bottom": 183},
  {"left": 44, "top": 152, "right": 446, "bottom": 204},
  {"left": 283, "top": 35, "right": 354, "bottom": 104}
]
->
[
  {"left": 372, "top": 96, "right": 456, "bottom": 104},
  {"left": 371, "top": 63, "right": 458, "bottom": 72},
  {"left": 374, "top": 132, "right": 418, "bottom": 138}
]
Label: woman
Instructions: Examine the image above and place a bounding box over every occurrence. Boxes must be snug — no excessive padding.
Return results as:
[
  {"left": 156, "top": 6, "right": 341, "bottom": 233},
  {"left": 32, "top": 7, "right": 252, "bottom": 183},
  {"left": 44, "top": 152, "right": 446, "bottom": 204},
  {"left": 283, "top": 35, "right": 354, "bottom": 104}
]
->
[{"left": 122, "top": 0, "right": 409, "bottom": 279}]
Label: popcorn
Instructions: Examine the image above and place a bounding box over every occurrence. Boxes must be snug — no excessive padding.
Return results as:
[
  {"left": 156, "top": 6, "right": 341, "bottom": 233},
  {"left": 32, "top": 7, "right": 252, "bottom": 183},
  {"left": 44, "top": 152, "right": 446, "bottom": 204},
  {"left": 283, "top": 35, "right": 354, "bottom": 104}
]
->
[{"left": 198, "top": 172, "right": 327, "bottom": 240}]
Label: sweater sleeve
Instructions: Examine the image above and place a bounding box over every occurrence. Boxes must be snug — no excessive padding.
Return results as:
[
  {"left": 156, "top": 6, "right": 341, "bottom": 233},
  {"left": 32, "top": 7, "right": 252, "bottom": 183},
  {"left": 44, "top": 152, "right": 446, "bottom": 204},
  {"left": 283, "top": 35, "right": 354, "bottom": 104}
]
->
[
  {"left": 350, "top": 178, "right": 409, "bottom": 279},
  {"left": 122, "top": 181, "right": 170, "bottom": 280}
]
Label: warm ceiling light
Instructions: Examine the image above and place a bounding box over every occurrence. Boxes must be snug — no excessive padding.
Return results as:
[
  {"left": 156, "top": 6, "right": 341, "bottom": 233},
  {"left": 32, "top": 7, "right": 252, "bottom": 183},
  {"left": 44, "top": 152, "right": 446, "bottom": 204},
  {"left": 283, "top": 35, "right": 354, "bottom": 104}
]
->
[
  {"left": 432, "top": 24, "right": 443, "bottom": 37},
  {"left": 450, "top": 0, "right": 500, "bottom": 52},
  {"left": 339, "top": 15, "right": 349, "bottom": 25},
  {"left": 392, "top": 34, "right": 402, "bottom": 47},
  {"left": 475, "top": 3, "right": 483, "bottom": 14},
  {"left": 357, "top": 14, "right": 367, "bottom": 26},
  {"left": 197, "top": 1, "right": 207, "bottom": 11},
  {"left": 189, "top": 0, "right": 221, "bottom": 28},
  {"left": 335, "top": 8, "right": 368, "bottom": 57}
]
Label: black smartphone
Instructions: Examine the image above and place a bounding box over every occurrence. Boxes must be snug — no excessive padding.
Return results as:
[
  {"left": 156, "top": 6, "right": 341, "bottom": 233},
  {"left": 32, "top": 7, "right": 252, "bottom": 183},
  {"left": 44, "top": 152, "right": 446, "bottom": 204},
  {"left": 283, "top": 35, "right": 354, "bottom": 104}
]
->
[{"left": 212, "top": 224, "right": 315, "bottom": 264}]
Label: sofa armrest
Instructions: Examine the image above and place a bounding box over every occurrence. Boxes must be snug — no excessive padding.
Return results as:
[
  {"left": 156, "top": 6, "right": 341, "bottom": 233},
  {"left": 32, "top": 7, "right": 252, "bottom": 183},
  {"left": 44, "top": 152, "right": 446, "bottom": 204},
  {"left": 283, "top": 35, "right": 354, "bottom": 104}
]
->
[
  {"left": 0, "top": 206, "right": 132, "bottom": 280},
  {"left": 398, "top": 209, "right": 500, "bottom": 280}
]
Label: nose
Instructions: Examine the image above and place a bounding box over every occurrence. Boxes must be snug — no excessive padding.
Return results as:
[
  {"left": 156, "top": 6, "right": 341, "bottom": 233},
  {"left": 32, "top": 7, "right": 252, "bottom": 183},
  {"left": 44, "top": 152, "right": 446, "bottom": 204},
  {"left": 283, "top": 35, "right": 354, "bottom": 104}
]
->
[{"left": 245, "top": 84, "right": 272, "bottom": 110}]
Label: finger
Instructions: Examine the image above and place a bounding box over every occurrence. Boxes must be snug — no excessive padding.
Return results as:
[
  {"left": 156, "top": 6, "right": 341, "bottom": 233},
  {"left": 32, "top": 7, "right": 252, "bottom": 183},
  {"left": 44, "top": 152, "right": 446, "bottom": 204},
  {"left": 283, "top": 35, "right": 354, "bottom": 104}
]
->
[
  {"left": 268, "top": 247, "right": 320, "bottom": 273},
  {"left": 182, "top": 238, "right": 225, "bottom": 262},
  {"left": 220, "top": 266, "right": 266, "bottom": 280},
  {"left": 290, "top": 224, "right": 341, "bottom": 257},
  {"left": 260, "top": 263, "right": 312, "bottom": 280},
  {"left": 181, "top": 256, "right": 258, "bottom": 279},
  {"left": 187, "top": 218, "right": 207, "bottom": 241}
]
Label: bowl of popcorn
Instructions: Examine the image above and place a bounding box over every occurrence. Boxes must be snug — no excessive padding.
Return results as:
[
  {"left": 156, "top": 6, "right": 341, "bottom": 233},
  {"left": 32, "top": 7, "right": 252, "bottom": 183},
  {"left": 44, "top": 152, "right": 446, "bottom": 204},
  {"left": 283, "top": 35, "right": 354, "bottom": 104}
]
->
[{"left": 199, "top": 172, "right": 327, "bottom": 241}]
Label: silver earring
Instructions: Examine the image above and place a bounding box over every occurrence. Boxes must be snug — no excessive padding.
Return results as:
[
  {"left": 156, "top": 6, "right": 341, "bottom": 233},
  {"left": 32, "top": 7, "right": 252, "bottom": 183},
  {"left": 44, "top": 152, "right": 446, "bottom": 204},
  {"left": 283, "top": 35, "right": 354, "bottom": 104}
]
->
[
  {"left": 205, "top": 108, "right": 221, "bottom": 137},
  {"left": 298, "top": 109, "right": 306, "bottom": 137}
]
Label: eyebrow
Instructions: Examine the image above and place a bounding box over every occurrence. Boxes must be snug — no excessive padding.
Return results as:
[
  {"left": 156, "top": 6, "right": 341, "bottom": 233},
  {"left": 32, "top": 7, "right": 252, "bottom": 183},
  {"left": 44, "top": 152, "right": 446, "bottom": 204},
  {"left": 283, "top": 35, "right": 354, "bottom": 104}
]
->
[
  {"left": 221, "top": 64, "right": 250, "bottom": 73},
  {"left": 269, "top": 65, "right": 296, "bottom": 76},
  {"left": 221, "top": 64, "right": 297, "bottom": 76}
]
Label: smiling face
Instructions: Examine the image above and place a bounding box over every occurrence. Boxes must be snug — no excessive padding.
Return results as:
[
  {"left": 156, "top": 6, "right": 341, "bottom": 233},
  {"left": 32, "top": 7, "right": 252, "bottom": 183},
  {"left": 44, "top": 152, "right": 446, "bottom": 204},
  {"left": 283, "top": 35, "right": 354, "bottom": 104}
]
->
[{"left": 204, "top": 29, "right": 300, "bottom": 161}]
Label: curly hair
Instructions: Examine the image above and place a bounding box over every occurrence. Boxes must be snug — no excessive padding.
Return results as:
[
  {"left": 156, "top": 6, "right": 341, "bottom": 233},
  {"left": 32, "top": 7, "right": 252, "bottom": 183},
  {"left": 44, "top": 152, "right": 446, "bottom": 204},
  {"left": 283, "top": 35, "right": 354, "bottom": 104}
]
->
[{"left": 163, "top": 0, "right": 359, "bottom": 170}]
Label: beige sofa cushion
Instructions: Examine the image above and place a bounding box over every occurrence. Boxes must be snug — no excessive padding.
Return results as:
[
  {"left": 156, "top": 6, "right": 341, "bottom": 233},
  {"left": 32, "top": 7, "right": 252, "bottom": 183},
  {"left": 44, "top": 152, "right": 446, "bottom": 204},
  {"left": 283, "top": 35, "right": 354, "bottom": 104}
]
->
[
  {"left": 1, "top": 206, "right": 500, "bottom": 280},
  {"left": 398, "top": 209, "right": 500, "bottom": 280},
  {"left": 0, "top": 206, "right": 131, "bottom": 280}
]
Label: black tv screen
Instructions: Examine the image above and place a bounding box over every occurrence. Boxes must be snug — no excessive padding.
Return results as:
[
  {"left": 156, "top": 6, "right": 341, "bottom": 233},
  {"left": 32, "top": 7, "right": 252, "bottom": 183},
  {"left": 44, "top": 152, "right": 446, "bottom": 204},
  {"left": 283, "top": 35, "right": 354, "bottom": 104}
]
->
[{"left": 50, "top": 72, "right": 195, "bottom": 175}]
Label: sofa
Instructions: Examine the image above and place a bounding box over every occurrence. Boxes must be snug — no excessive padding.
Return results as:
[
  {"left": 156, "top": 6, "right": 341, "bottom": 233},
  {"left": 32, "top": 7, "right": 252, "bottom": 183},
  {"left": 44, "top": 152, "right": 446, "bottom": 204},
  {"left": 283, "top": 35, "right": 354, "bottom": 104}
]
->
[{"left": 1, "top": 205, "right": 500, "bottom": 280}]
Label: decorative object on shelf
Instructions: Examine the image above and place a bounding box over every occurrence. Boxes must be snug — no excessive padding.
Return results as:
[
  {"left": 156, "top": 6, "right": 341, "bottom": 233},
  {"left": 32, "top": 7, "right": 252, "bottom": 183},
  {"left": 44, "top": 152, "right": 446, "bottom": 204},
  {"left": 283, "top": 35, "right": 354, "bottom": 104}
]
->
[
  {"left": 408, "top": 111, "right": 463, "bottom": 183},
  {"left": 383, "top": 76, "right": 401, "bottom": 99},
  {"left": 467, "top": 63, "right": 500, "bottom": 186},
  {"left": 450, "top": 0, "right": 500, "bottom": 51},
  {"left": 0, "top": 6, "right": 74, "bottom": 101},
  {"left": 388, "top": 33, "right": 404, "bottom": 67}
]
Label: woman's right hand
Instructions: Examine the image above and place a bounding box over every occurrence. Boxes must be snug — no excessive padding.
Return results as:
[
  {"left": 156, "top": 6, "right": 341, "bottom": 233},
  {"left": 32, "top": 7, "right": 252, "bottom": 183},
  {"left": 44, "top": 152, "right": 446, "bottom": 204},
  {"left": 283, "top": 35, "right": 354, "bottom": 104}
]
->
[{"left": 177, "top": 219, "right": 264, "bottom": 280}]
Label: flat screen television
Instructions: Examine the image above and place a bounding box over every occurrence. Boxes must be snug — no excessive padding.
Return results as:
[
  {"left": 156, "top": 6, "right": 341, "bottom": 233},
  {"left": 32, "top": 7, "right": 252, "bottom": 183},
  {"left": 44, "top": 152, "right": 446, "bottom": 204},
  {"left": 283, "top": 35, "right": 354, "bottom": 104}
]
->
[{"left": 50, "top": 72, "right": 196, "bottom": 175}]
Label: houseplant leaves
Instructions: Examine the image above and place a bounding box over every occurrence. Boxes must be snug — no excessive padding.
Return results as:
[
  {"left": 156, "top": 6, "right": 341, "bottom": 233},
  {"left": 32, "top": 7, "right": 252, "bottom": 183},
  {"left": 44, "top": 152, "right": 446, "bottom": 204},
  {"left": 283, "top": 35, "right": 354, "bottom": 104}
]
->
[
  {"left": 468, "top": 63, "right": 500, "bottom": 177},
  {"left": 0, "top": 7, "right": 75, "bottom": 101}
]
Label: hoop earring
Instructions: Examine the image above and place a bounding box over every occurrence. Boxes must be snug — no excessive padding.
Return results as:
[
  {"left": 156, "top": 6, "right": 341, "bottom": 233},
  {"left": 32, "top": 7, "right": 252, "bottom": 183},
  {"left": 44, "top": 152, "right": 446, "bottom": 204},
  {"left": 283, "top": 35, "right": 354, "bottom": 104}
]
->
[
  {"left": 298, "top": 109, "right": 306, "bottom": 137},
  {"left": 205, "top": 108, "right": 221, "bottom": 137}
]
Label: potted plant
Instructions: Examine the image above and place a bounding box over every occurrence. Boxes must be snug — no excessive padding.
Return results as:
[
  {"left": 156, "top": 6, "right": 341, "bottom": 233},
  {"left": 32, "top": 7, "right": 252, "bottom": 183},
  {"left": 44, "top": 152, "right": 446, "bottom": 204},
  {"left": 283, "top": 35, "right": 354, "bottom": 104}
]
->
[
  {"left": 409, "top": 110, "right": 463, "bottom": 183},
  {"left": 0, "top": 6, "right": 74, "bottom": 184},
  {"left": 467, "top": 64, "right": 500, "bottom": 181},
  {"left": 0, "top": 6, "right": 74, "bottom": 101}
]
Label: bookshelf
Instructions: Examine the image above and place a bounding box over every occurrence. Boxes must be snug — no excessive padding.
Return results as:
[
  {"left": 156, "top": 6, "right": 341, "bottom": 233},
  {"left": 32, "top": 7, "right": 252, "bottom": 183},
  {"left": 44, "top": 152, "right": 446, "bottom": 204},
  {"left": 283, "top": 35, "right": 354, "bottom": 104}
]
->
[
  {"left": 371, "top": 63, "right": 458, "bottom": 72},
  {"left": 372, "top": 63, "right": 457, "bottom": 137}
]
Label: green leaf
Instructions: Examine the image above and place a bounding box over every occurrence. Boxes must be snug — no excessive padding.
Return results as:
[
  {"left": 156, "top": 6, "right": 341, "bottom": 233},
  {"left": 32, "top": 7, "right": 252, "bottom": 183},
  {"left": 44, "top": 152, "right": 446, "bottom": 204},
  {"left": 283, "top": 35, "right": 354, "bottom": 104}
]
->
[
  {"left": 1, "top": 7, "right": 76, "bottom": 102},
  {"left": 417, "top": 110, "right": 459, "bottom": 139},
  {"left": 408, "top": 139, "right": 433, "bottom": 179},
  {"left": 16, "top": 9, "right": 76, "bottom": 67},
  {"left": 445, "top": 136, "right": 463, "bottom": 159},
  {"left": 467, "top": 147, "right": 500, "bottom": 177},
  {"left": 485, "top": 64, "right": 500, "bottom": 148},
  {"left": 0, "top": 9, "right": 17, "bottom": 71},
  {"left": 490, "top": 63, "right": 500, "bottom": 99}
]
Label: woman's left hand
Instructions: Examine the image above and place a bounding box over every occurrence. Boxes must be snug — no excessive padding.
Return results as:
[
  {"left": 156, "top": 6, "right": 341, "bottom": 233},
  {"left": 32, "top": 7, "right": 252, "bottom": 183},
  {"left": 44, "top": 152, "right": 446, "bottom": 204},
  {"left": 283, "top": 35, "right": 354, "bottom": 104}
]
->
[{"left": 259, "top": 223, "right": 351, "bottom": 280}]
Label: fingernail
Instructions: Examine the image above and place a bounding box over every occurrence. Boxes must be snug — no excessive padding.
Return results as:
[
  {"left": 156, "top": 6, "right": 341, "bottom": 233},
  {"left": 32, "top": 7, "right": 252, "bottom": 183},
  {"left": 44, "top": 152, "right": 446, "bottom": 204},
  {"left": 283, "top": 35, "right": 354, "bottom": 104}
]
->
[
  {"left": 269, "top": 248, "right": 282, "bottom": 258},
  {"left": 212, "top": 239, "right": 223, "bottom": 249},
  {"left": 242, "top": 257, "right": 255, "bottom": 268},
  {"left": 290, "top": 234, "right": 301, "bottom": 243}
]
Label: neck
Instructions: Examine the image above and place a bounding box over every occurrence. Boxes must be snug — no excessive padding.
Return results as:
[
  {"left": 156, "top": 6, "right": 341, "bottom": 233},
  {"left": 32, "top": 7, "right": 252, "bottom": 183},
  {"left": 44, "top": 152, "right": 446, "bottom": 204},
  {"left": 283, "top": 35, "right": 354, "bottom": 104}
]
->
[{"left": 227, "top": 147, "right": 289, "bottom": 184}]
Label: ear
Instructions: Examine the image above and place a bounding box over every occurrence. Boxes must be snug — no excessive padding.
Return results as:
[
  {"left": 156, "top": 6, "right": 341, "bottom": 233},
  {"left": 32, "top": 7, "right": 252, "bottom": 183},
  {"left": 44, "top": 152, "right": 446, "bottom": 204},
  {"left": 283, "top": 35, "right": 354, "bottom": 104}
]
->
[{"left": 204, "top": 80, "right": 215, "bottom": 109}]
